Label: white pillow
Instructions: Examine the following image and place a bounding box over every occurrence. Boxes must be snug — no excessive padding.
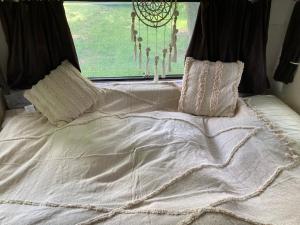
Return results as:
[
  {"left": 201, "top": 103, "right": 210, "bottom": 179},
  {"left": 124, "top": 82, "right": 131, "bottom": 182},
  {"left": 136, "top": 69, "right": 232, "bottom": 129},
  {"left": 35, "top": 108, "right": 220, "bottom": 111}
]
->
[
  {"left": 179, "top": 58, "right": 244, "bottom": 117},
  {"left": 24, "top": 61, "right": 98, "bottom": 126}
]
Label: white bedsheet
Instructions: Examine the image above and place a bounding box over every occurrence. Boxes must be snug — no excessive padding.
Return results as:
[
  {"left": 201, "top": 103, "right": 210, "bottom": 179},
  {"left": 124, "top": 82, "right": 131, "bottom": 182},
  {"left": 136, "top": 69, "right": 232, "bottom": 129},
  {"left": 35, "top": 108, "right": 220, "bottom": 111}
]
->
[{"left": 0, "top": 83, "right": 299, "bottom": 225}]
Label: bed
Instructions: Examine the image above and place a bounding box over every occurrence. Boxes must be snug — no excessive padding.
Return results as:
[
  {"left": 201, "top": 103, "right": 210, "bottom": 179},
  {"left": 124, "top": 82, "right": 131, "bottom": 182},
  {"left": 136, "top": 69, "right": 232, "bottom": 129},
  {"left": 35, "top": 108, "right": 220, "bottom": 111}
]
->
[{"left": 0, "top": 82, "right": 299, "bottom": 225}]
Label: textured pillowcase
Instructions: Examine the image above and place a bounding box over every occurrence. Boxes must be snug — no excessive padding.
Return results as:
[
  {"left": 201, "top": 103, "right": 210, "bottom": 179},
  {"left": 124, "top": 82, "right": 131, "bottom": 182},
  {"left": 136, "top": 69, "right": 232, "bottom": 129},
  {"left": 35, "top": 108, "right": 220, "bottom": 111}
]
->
[
  {"left": 24, "top": 61, "right": 99, "bottom": 126},
  {"left": 179, "top": 57, "right": 244, "bottom": 117}
]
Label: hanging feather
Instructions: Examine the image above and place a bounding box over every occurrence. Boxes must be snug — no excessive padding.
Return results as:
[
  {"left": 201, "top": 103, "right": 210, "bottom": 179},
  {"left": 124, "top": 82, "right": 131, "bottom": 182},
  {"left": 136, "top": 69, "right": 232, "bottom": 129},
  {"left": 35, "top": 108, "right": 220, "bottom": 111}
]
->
[
  {"left": 138, "top": 37, "right": 143, "bottom": 69},
  {"left": 162, "top": 48, "right": 168, "bottom": 78},
  {"left": 154, "top": 56, "right": 159, "bottom": 83},
  {"left": 146, "top": 47, "right": 151, "bottom": 77},
  {"left": 133, "top": 30, "right": 138, "bottom": 61},
  {"left": 131, "top": 12, "right": 136, "bottom": 41},
  {"left": 168, "top": 44, "right": 172, "bottom": 72}
]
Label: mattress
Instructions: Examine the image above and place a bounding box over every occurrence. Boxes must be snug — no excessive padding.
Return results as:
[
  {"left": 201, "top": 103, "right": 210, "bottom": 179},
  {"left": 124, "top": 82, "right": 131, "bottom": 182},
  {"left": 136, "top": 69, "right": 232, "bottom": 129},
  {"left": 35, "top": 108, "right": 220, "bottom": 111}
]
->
[
  {"left": 247, "top": 95, "right": 300, "bottom": 152},
  {"left": 0, "top": 83, "right": 299, "bottom": 225}
]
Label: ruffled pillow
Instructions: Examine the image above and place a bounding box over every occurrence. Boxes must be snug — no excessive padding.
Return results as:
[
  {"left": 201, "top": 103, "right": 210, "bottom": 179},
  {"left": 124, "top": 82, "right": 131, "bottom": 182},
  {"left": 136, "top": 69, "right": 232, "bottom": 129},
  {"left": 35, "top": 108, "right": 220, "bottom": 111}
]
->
[
  {"left": 24, "top": 61, "right": 98, "bottom": 126},
  {"left": 179, "top": 57, "right": 244, "bottom": 117}
]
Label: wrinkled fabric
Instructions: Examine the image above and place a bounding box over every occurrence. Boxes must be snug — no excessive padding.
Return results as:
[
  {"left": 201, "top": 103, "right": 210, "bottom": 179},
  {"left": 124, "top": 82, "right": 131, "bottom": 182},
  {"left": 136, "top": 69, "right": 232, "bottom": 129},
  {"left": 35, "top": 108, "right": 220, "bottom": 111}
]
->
[{"left": 0, "top": 84, "right": 299, "bottom": 225}]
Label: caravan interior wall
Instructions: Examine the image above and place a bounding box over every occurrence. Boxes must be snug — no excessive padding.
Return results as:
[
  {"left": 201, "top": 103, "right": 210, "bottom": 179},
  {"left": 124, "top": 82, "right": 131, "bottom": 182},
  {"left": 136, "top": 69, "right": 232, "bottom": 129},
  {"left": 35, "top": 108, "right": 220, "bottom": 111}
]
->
[{"left": 267, "top": 0, "right": 300, "bottom": 113}]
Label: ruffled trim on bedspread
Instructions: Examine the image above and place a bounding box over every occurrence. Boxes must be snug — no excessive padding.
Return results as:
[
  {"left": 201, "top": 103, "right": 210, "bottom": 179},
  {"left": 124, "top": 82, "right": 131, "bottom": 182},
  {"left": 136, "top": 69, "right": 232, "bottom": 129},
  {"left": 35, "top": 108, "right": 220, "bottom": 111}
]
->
[{"left": 244, "top": 98, "right": 299, "bottom": 161}]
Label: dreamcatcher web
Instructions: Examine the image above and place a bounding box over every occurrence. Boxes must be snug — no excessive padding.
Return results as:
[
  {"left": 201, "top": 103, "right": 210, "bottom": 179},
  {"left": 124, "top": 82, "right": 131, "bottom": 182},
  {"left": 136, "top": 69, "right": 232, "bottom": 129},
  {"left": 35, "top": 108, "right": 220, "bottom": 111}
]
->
[{"left": 131, "top": 0, "right": 179, "bottom": 82}]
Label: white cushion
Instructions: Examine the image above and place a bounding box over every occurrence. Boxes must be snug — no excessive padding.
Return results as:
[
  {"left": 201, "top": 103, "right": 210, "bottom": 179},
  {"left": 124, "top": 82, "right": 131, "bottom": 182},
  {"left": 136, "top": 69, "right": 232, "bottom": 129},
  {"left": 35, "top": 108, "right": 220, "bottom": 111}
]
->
[
  {"left": 179, "top": 58, "right": 244, "bottom": 117},
  {"left": 24, "top": 61, "right": 98, "bottom": 126}
]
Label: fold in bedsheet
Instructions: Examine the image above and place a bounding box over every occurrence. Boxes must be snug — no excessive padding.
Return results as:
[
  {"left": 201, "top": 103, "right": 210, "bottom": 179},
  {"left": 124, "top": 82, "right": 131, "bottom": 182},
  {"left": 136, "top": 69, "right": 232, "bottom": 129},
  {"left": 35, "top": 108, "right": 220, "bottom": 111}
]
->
[{"left": 0, "top": 83, "right": 299, "bottom": 225}]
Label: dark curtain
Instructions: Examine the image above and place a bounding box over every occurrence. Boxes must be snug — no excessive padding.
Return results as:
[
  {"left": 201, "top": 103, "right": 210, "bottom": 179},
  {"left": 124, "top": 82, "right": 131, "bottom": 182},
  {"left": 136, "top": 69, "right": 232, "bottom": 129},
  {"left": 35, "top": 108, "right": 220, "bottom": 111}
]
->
[
  {"left": 0, "top": 1, "right": 80, "bottom": 89},
  {"left": 274, "top": 2, "right": 300, "bottom": 84},
  {"left": 186, "top": 0, "right": 272, "bottom": 94}
]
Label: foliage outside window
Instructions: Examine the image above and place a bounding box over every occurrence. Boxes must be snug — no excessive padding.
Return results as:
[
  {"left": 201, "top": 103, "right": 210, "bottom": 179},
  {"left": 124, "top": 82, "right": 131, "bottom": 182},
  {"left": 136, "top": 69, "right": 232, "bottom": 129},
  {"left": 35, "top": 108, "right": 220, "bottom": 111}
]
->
[{"left": 64, "top": 2, "right": 198, "bottom": 79}]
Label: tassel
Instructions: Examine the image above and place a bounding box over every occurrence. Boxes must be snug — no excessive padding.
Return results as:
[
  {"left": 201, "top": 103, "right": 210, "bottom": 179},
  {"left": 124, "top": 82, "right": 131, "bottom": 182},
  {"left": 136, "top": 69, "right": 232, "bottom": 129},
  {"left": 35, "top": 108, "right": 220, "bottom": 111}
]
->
[
  {"left": 131, "top": 12, "right": 136, "bottom": 41},
  {"left": 172, "top": 10, "right": 179, "bottom": 63},
  {"left": 154, "top": 56, "right": 159, "bottom": 83},
  {"left": 162, "top": 48, "right": 167, "bottom": 78},
  {"left": 168, "top": 44, "right": 172, "bottom": 72},
  {"left": 146, "top": 47, "right": 151, "bottom": 77},
  {"left": 138, "top": 37, "right": 143, "bottom": 69},
  {"left": 139, "top": 43, "right": 142, "bottom": 69},
  {"left": 131, "top": 24, "right": 135, "bottom": 42},
  {"left": 134, "top": 41, "right": 137, "bottom": 61},
  {"left": 171, "top": 25, "right": 176, "bottom": 46},
  {"left": 172, "top": 28, "right": 178, "bottom": 63},
  {"left": 133, "top": 30, "right": 138, "bottom": 61},
  {"left": 172, "top": 39, "right": 177, "bottom": 63}
]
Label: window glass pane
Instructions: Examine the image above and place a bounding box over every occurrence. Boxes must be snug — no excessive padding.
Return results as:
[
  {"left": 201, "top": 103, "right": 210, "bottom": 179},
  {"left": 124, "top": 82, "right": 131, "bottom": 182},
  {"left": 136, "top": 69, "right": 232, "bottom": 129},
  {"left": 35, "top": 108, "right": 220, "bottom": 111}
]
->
[{"left": 64, "top": 2, "right": 198, "bottom": 78}]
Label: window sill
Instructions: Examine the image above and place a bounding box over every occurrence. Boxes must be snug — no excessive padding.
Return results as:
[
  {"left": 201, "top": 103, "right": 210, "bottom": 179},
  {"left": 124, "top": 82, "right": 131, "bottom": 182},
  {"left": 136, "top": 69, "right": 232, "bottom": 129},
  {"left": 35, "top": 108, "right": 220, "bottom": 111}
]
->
[
  {"left": 93, "top": 78, "right": 183, "bottom": 91},
  {"left": 89, "top": 75, "right": 183, "bottom": 82}
]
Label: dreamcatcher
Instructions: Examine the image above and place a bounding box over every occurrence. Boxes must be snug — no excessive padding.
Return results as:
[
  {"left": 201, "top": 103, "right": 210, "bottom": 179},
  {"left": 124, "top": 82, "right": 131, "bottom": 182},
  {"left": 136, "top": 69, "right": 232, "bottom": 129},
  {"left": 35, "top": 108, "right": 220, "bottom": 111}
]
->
[{"left": 131, "top": 0, "right": 179, "bottom": 82}]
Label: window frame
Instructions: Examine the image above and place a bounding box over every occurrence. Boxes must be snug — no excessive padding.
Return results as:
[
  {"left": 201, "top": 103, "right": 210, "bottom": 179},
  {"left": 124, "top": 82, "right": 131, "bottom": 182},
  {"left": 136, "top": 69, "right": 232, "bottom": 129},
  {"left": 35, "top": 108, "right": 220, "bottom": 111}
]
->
[
  {"left": 64, "top": 0, "right": 199, "bottom": 82},
  {"left": 64, "top": 1, "right": 199, "bottom": 2}
]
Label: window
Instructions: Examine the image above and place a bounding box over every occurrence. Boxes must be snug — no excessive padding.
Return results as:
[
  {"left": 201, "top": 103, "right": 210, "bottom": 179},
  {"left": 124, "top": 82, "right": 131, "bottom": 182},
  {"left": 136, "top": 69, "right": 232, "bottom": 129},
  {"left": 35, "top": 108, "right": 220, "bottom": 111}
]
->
[{"left": 64, "top": 2, "right": 198, "bottom": 79}]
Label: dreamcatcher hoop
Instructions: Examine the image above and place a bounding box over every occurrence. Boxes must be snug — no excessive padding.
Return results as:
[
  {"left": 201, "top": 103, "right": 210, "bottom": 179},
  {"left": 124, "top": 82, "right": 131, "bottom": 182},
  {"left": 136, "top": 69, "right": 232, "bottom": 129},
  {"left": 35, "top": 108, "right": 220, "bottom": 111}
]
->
[
  {"left": 132, "top": 0, "right": 177, "bottom": 28},
  {"left": 131, "top": 0, "right": 179, "bottom": 81}
]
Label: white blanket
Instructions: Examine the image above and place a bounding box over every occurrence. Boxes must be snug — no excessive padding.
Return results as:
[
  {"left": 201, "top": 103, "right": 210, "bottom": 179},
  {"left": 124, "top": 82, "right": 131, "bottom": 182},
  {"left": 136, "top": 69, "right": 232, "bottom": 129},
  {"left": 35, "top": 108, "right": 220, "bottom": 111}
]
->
[{"left": 0, "top": 83, "right": 299, "bottom": 225}]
